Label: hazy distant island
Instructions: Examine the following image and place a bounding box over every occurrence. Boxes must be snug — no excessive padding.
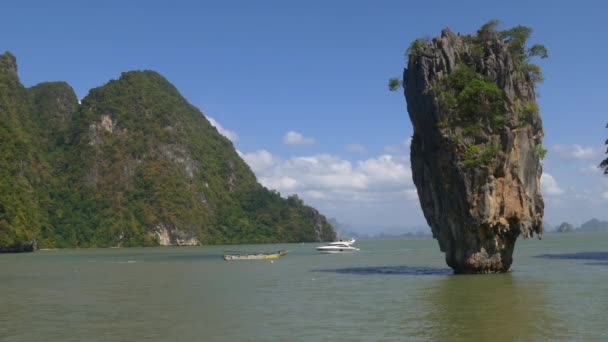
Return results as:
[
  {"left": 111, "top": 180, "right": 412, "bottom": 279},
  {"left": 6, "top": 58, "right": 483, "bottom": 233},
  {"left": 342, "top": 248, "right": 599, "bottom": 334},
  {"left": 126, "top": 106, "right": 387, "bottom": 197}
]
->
[
  {"left": 0, "top": 52, "right": 335, "bottom": 252},
  {"left": 553, "top": 218, "right": 608, "bottom": 233},
  {"left": 391, "top": 20, "right": 547, "bottom": 273},
  {"left": 329, "top": 218, "right": 431, "bottom": 239},
  {"left": 555, "top": 222, "right": 576, "bottom": 233}
]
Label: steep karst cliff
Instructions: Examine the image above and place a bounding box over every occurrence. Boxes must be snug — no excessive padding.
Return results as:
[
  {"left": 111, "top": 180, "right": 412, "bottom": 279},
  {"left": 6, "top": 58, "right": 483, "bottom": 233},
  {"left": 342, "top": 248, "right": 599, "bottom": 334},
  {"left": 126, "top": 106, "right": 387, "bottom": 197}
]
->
[
  {"left": 0, "top": 53, "right": 335, "bottom": 251},
  {"left": 399, "top": 22, "right": 546, "bottom": 273},
  {"left": 0, "top": 52, "right": 46, "bottom": 252}
]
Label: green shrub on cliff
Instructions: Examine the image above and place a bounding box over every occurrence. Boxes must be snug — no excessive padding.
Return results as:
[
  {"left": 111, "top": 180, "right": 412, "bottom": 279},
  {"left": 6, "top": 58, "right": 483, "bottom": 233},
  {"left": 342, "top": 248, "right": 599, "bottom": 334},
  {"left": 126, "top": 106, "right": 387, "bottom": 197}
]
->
[
  {"left": 500, "top": 25, "right": 533, "bottom": 59},
  {"left": 391, "top": 21, "right": 547, "bottom": 169},
  {"left": 521, "top": 63, "right": 544, "bottom": 83},
  {"left": 390, "top": 20, "right": 548, "bottom": 93},
  {"left": 520, "top": 102, "right": 539, "bottom": 124},
  {"left": 476, "top": 20, "right": 547, "bottom": 85},
  {"left": 429, "top": 63, "right": 507, "bottom": 168},
  {"left": 388, "top": 77, "right": 401, "bottom": 91},
  {"left": 528, "top": 44, "right": 549, "bottom": 59},
  {"left": 407, "top": 38, "right": 428, "bottom": 59},
  {"left": 601, "top": 123, "right": 608, "bottom": 174},
  {"left": 463, "top": 144, "right": 500, "bottom": 167},
  {"left": 535, "top": 144, "right": 548, "bottom": 160},
  {"left": 433, "top": 64, "right": 506, "bottom": 132},
  {"left": 476, "top": 19, "right": 501, "bottom": 40},
  {"left": 387, "top": 38, "right": 431, "bottom": 91}
]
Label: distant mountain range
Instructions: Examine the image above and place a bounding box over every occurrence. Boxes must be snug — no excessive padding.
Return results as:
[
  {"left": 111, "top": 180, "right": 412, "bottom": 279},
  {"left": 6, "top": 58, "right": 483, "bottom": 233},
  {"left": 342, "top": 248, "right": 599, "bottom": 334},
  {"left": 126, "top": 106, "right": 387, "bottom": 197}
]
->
[
  {"left": 553, "top": 218, "right": 608, "bottom": 233},
  {"left": 329, "top": 218, "right": 431, "bottom": 239}
]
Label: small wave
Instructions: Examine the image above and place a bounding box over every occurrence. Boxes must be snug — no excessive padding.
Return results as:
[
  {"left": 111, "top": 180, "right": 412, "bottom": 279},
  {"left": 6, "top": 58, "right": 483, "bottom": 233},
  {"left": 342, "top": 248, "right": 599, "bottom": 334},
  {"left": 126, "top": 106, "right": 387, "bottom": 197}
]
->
[
  {"left": 535, "top": 251, "right": 608, "bottom": 263},
  {"left": 314, "top": 265, "right": 452, "bottom": 276},
  {"left": 358, "top": 248, "right": 412, "bottom": 253}
]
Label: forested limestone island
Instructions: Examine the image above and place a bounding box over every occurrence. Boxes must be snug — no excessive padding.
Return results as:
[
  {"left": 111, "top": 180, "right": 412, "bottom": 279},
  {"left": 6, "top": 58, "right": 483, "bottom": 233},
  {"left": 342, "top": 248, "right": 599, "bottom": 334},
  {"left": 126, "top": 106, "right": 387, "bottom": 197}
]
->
[
  {"left": 0, "top": 52, "right": 335, "bottom": 252},
  {"left": 555, "top": 222, "right": 575, "bottom": 233},
  {"left": 391, "top": 20, "right": 548, "bottom": 273},
  {"left": 579, "top": 218, "right": 608, "bottom": 231},
  {"left": 554, "top": 219, "right": 608, "bottom": 233}
]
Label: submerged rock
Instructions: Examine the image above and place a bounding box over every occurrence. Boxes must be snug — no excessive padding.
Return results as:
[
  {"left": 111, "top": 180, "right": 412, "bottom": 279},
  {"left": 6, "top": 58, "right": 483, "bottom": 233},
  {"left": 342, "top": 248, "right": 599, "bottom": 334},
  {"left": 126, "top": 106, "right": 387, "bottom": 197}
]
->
[
  {"left": 402, "top": 24, "right": 545, "bottom": 273},
  {"left": 0, "top": 239, "right": 38, "bottom": 253}
]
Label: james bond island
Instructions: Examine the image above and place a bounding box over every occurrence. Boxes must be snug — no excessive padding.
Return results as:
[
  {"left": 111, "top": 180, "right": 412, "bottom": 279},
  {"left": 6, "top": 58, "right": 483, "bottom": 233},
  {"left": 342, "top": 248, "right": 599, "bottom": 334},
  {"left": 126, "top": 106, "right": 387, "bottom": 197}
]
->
[{"left": 391, "top": 21, "right": 548, "bottom": 273}]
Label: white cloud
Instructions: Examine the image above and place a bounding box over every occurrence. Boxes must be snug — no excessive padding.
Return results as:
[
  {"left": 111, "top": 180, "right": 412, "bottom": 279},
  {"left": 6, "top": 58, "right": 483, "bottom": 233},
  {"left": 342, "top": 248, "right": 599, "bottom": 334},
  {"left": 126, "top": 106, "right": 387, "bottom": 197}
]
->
[
  {"left": 262, "top": 176, "right": 298, "bottom": 191},
  {"left": 283, "top": 131, "right": 315, "bottom": 146},
  {"left": 207, "top": 116, "right": 239, "bottom": 142},
  {"left": 602, "top": 192, "right": 608, "bottom": 200},
  {"left": 303, "top": 190, "right": 327, "bottom": 199},
  {"left": 405, "top": 188, "right": 419, "bottom": 201},
  {"left": 579, "top": 164, "right": 602, "bottom": 175},
  {"left": 346, "top": 144, "right": 367, "bottom": 154},
  {"left": 358, "top": 155, "right": 412, "bottom": 190},
  {"left": 242, "top": 150, "right": 417, "bottom": 205},
  {"left": 242, "top": 150, "right": 275, "bottom": 173},
  {"left": 541, "top": 173, "right": 564, "bottom": 196},
  {"left": 384, "top": 138, "right": 411, "bottom": 155},
  {"left": 551, "top": 144, "right": 599, "bottom": 160}
]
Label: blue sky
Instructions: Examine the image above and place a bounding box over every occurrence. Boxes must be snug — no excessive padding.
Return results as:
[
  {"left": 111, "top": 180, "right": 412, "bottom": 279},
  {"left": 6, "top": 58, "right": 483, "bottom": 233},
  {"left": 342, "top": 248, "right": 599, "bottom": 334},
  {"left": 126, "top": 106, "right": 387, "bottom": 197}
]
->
[{"left": 3, "top": 0, "right": 607, "bottom": 233}]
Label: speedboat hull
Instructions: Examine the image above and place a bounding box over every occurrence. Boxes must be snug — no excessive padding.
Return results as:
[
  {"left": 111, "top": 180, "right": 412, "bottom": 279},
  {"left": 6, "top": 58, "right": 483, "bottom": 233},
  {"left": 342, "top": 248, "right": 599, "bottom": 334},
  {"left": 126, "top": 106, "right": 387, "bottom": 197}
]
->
[{"left": 315, "top": 246, "right": 359, "bottom": 253}]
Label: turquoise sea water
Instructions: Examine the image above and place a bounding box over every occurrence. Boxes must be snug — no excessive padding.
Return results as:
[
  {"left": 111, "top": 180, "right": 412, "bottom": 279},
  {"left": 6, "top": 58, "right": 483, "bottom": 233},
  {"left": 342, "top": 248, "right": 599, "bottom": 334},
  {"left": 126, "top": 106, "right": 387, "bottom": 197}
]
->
[{"left": 1, "top": 232, "right": 608, "bottom": 341}]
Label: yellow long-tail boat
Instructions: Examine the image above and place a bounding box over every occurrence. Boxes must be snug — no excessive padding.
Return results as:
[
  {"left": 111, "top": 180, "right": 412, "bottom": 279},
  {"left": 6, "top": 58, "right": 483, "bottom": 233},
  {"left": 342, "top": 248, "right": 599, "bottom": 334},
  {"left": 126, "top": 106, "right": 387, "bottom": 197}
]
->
[{"left": 223, "top": 250, "right": 288, "bottom": 261}]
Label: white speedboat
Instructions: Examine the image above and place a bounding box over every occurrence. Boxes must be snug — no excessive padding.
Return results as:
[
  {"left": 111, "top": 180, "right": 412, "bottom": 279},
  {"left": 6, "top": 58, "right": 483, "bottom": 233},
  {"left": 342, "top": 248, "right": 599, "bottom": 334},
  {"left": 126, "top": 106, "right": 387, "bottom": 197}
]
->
[
  {"left": 316, "top": 239, "right": 359, "bottom": 253},
  {"left": 328, "top": 238, "right": 356, "bottom": 246}
]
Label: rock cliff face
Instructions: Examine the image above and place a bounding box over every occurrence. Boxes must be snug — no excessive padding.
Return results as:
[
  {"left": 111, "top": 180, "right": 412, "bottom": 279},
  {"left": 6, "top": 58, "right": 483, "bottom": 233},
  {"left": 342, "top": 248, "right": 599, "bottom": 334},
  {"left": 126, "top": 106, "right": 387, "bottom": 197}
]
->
[{"left": 403, "top": 26, "right": 545, "bottom": 273}]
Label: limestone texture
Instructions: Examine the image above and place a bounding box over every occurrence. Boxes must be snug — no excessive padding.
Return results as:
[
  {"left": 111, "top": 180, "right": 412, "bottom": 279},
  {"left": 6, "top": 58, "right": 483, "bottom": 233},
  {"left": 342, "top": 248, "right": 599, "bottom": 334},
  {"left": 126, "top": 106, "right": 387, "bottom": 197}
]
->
[{"left": 403, "top": 28, "right": 544, "bottom": 273}]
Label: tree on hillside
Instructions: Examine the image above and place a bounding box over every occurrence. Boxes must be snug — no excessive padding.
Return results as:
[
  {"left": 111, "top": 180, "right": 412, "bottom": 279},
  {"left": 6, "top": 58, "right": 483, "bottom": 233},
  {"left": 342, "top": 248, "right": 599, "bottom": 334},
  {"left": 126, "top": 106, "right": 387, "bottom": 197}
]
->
[
  {"left": 556, "top": 222, "right": 575, "bottom": 233},
  {"left": 388, "top": 20, "right": 548, "bottom": 92},
  {"left": 601, "top": 123, "right": 608, "bottom": 174}
]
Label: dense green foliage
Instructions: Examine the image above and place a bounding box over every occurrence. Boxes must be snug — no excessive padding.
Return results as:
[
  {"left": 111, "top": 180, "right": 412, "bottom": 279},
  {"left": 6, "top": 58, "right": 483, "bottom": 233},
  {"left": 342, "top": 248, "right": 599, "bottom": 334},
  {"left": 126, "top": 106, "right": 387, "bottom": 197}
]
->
[
  {"left": 435, "top": 64, "right": 506, "bottom": 131},
  {"left": 388, "top": 38, "right": 430, "bottom": 91},
  {"left": 389, "top": 20, "right": 547, "bottom": 92},
  {"left": 463, "top": 144, "right": 501, "bottom": 167},
  {"left": 520, "top": 102, "right": 538, "bottom": 124},
  {"left": 406, "top": 38, "right": 428, "bottom": 60},
  {"left": 476, "top": 20, "right": 547, "bottom": 84},
  {"left": 556, "top": 222, "right": 575, "bottom": 233},
  {"left": 0, "top": 53, "right": 47, "bottom": 250},
  {"left": 535, "top": 144, "right": 548, "bottom": 160},
  {"left": 390, "top": 21, "right": 547, "bottom": 169},
  {"left": 434, "top": 64, "right": 506, "bottom": 168},
  {"left": 458, "top": 21, "right": 546, "bottom": 168},
  {"left": 0, "top": 53, "right": 335, "bottom": 250},
  {"left": 388, "top": 78, "right": 401, "bottom": 91}
]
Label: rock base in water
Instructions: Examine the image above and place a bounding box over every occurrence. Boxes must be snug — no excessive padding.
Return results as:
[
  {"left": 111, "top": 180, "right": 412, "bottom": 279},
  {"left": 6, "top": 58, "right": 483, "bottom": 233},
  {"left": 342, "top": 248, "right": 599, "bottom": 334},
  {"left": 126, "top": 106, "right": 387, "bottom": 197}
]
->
[{"left": 0, "top": 240, "right": 38, "bottom": 253}]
